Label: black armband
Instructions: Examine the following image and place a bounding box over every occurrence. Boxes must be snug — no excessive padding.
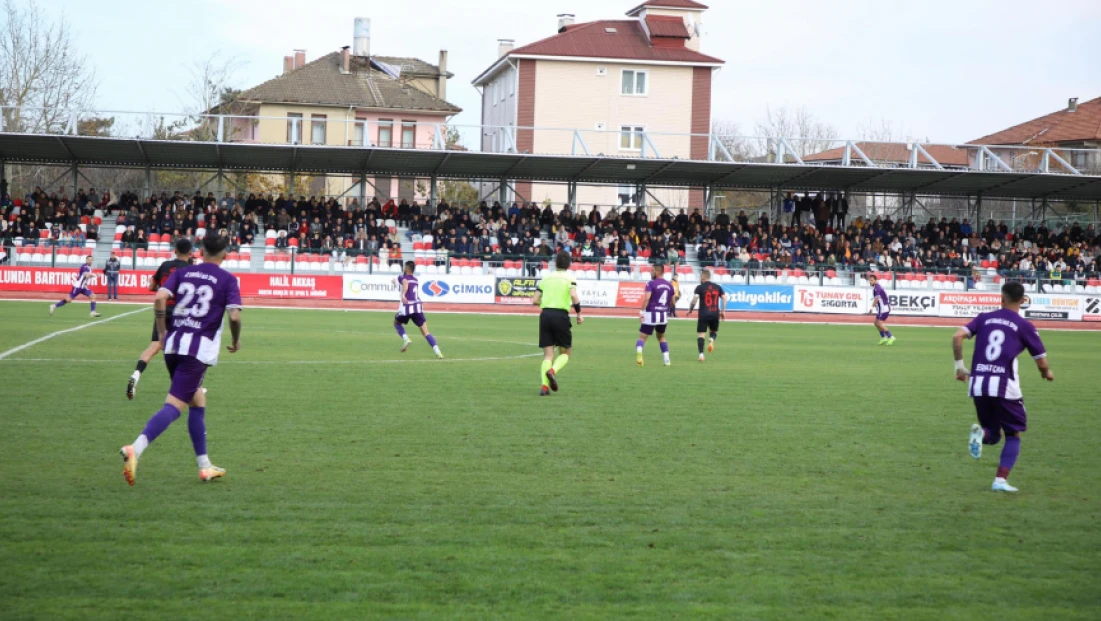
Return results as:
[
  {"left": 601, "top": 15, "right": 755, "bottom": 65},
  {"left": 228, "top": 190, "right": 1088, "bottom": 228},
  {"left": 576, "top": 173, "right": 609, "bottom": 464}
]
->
[
  {"left": 154, "top": 310, "right": 167, "bottom": 318},
  {"left": 573, "top": 303, "right": 582, "bottom": 313}
]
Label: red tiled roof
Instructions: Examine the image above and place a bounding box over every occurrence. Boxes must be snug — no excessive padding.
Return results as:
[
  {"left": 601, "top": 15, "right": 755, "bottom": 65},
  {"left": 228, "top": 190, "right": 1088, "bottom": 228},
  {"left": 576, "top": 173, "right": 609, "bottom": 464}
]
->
[
  {"left": 804, "top": 142, "right": 970, "bottom": 167},
  {"left": 969, "top": 97, "right": 1101, "bottom": 145},
  {"left": 627, "top": 0, "right": 709, "bottom": 15},
  {"left": 645, "top": 15, "right": 691, "bottom": 38},
  {"left": 507, "top": 20, "right": 723, "bottom": 64}
]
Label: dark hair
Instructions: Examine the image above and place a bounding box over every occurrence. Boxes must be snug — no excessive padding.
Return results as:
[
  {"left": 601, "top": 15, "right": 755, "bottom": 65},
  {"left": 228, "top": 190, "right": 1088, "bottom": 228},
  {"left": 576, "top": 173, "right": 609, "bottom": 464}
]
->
[
  {"left": 202, "top": 234, "right": 227, "bottom": 257},
  {"left": 404, "top": 260, "right": 416, "bottom": 273},
  {"left": 1002, "top": 281, "right": 1025, "bottom": 303},
  {"left": 174, "top": 237, "right": 193, "bottom": 255},
  {"left": 555, "top": 251, "right": 571, "bottom": 270}
]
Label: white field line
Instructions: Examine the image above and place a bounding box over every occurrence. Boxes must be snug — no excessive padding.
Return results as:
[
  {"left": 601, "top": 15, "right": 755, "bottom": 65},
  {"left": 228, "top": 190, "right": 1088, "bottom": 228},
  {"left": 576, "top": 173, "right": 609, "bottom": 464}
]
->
[
  {"left": 0, "top": 307, "right": 149, "bottom": 361},
  {"left": 1, "top": 354, "right": 541, "bottom": 365},
  {"left": 0, "top": 298, "right": 1097, "bottom": 332}
]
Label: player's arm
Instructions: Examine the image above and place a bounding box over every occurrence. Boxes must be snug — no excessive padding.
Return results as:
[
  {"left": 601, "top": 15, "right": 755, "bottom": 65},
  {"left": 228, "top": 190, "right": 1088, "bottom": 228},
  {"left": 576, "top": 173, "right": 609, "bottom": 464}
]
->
[
  {"left": 153, "top": 288, "right": 172, "bottom": 342},
  {"left": 688, "top": 295, "right": 699, "bottom": 315},
  {"left": 720, "top": 294, "right": 728, "bottom": 320},
  {"left": 639, "top": 291, "right": 651, "bottom": 319},
  {"left": 1025, "top": 327, "right": 1053, "bottom": 382},
  {"left": 148, "top": 267, "right": 163, "bottom": 292},
  {"left": 951, "top": 327, "right": 971, "bottom": 382},
  {"left": 570, "top": 284, "right": 583, "bottom": 325},
  {"left": 531, "top": 290, "right": 542, "bottom": 306},
  {"left": 226, "top": 309, "right": 242, "bottom": 353}
]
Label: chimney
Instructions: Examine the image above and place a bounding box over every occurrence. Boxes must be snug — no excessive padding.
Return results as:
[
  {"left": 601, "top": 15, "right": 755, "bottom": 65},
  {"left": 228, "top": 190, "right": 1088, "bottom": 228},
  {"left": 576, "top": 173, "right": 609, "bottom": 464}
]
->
[
  {"left": 341, "top": 46, "right": 351, "bottom": 74},
  {"left": 1068, "top": 97, "right": 1079, "bottom": 112},
  {"left": 353, "top": 17, "right": 371, "bottom": 56},
  {"left": 557, "top": 13, "right": 575, "bottom": 32},
  {"left": 498, "top": 39, "right": 515, "bottom": 58},
  {"left": 437, "top": 50, "right": 448, "bottom": 101},
  {"left": 283, "top": 55, "right": 294, "bottom": 74},
  {"left": 294, "top": 49, "right": 306, "bottom": 69}
]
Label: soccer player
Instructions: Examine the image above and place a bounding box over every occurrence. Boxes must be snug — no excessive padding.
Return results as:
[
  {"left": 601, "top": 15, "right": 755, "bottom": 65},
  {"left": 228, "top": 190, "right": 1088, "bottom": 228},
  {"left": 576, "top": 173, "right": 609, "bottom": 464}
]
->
[
  {"left": 49, "top": 255, "right": 101, "bottom": 318},
  {"left": 119, "top": 234, "right": 243, "bottom": 486},
  {"left": 952, "top": 282, "right": 1053, "bottom": 493},
  {"left": 532, "top": 251, "right": 582, "bottom": 396},
  {"left": 393, "top": 260, "right": 443, "bottom": 359},
  {"left": 128, "top": 238, "right": 194, "bottom": 399},
  {"left": 687, "top": 269, "right": 727, "bottom": 362},
  {"left": 636, "top": 263, "right": 675, "bottom": 367},
  {"left": 868, "top": 273, "right": 895, "bottom": 345}
]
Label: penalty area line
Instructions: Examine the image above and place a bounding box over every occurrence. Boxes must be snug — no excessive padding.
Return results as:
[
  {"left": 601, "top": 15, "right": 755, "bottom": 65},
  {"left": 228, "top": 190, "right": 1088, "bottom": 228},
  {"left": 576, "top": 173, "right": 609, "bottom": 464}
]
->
[{"left": 0, "top": 307, "right": 149, "bottom": 361}]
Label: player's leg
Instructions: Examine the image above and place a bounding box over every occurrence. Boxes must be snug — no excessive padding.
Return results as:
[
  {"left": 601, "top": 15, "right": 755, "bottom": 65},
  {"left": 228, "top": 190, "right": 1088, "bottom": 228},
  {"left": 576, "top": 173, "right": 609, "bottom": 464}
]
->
[
  {"left": 881, "top": 313, "right": 895, "bottom": 345},
  {"left": 657, "top": 325, "right": 670, "bottom": 366},
  {"left": 50, "top": 293, "right": 76, "bottom": 316},
  {"left": 416, "top": 315, "right": 442, "bottom": 358},
  {"left": 708, "top": 318, "right": 719, "bottom": 353},
  {"left": 540, "top": 346, "right": 555, "bottom": 396},
  {"left": 636, "top": 325, "right": 653, "bottom": 366},
  {"left": 874, "top": 318, "right": 888, "bottom": 345},
  {"left": 547, "top": 317, "right": 573, "bottom": 391},
  {"left": 394, "top": 313, "right": 412, "bottom": 352},
  {"left": 121, "top": 355, "right": 188, "bottom": 486},
  {"left": 128, "top": 326, "right": 163, "bottom": 400},
  {"left": 186, "top": 382, "right": 223, "bottom": 482},
  {"left": 696, "top": 317, "right": 707, "bottom": 361},
  {"left": 992, "top": 400, "right": 1027, "bottom": 492},
  {"left": 88, "top": 291, "right": 100, "bottom": 317}
]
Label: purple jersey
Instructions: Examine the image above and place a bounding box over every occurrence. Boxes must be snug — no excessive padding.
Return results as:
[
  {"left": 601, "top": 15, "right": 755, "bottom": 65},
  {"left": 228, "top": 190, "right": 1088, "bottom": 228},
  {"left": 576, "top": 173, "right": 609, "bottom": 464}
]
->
[
  {"left": 396, "top": 274, "right": 422, "bottom": 316},
  {"left": 643, "top": 277, "right": 675, "bottom": 325},
  {"left": 872, "top": 283, "right": 890, "bottom": 313},
  {"left": 159, "top": 263, "right": 242, "bottom": 366},
  {"left": 964, "top": 308, "right": 1046, "bottom": 400},
  {"left": 75, "top": 264, "right": 92, "bottom": 288}
]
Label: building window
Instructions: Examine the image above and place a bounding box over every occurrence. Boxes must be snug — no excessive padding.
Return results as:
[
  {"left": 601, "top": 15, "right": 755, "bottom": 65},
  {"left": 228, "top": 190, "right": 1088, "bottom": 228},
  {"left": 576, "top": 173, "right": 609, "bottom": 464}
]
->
[
  {"left": 617, "top": 184, "right": 638, "bottom": 206},
  {"left": 378, "top": 120, "right": 393, "bottom": 148},
  {"left": 310, "top": 114, "right": 327, "bottom": 144},
  {"left": 286, "top": 113, "right": 303, "bottom": 144},
  {"left": 620, "top": 125, "right": 645, "bottom": 151},
  {"left": 401, "top": 122, "right": 416, "bottom": 149},
  {"left": 621, "top": 70, "right": 648, "bottom": 96},
  {"left": 353, "top": 120, "right": 367, "bottom": 146}
]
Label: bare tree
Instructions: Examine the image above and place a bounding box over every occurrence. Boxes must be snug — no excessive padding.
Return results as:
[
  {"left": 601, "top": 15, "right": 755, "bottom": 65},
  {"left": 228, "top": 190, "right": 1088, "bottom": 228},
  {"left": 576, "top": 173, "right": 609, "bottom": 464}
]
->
[
  {"left": 0, "top": 0, "right": 96, "bottom": 133},
  {"left": 710, "top": 120, "right": 759, "bottom": 162},
  {"left": 753, "top": 105, "right": 839, "bottom": 160},
  {"left": 176, "top": 51, "right": 247, "bottom": 142}
]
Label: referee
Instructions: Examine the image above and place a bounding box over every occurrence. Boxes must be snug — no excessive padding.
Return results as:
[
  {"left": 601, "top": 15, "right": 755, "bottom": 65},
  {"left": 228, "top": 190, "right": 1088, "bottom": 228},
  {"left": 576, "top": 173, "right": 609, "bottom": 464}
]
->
[{"left": 532, "top": 251, "right": 583, "bottom": 396}]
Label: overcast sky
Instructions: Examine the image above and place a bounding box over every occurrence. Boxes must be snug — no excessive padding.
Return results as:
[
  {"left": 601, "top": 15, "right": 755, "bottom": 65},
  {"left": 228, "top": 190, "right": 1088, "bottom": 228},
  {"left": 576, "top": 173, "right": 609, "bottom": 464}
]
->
[{"left": 41, "top": 0, "right": 1101, "bottom": 144}]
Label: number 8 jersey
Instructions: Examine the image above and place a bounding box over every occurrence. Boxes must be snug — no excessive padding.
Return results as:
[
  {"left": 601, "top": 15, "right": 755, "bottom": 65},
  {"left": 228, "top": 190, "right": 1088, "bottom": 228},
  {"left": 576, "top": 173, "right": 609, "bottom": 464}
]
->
[
  {"left": 963, "top": 308, "right": 1046, "bottom": 400},
  {"left": 159, "top": 262, "right": 243, "bottom": 366}
]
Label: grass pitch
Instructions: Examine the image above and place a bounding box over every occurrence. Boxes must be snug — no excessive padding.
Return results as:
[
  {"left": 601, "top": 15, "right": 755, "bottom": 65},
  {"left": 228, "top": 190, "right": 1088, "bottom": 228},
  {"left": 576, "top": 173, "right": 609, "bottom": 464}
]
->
[{"left": 0, "top": 300, "right": 1098, "bottom": 620}]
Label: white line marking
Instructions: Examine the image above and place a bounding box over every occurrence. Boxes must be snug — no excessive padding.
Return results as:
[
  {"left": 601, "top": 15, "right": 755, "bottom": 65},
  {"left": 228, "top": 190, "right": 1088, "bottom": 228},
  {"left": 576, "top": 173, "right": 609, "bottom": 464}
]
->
[
  {"left": 0, "top": 307, "right": 149, "bottom": 361},
  {"left": 0, "top": 354, "right": 541, "bottom": 365}
]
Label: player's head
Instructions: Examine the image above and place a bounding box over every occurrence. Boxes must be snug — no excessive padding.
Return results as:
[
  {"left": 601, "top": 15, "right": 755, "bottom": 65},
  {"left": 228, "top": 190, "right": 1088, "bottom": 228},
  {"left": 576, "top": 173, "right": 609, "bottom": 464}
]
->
[
  {"left": 85, "top": 255, "right": 93, "bottom": 266},
  {"left": 701, "top": 269, "right": 711, "bottom": 282},
  {"left": 403, "top": 260, "right": 416, "bottom": 274},
  {"left": 1001, "top": 281, "right": 1026, "bottom": 307},
  {"left": 555, "top": 251, "right": 571, "bottom": 271},
  {"left": 868, "top": 273, "right": 878, "bottom": 286},
  {"left": 651, "top": 263, "right": 665, "bottom": 279},
  {"left": 174, "top": 237, "right": 193, "bottom": 258},
  {"left": 202, "top": 233, "right": 228, "bottom": 261}
]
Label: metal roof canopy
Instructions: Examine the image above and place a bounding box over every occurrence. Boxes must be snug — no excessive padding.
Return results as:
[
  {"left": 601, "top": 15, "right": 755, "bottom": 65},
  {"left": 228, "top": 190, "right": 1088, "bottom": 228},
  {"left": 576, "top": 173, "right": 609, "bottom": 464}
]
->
[{"left": 2, "top": 133, "right": 1101, "bottom": 201}]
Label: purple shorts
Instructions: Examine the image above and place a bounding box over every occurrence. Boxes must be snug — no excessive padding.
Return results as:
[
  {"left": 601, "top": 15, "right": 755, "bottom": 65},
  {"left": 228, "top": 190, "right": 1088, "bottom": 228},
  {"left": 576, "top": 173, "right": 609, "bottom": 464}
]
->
[
  {"left": 395, "top": 311, "right": 426, "bottom": 328},
  {"left": 164, "top": 354, "right": 209, "bottom": 403},
  {"left": 876, "top": 311, "right": 890, "bottom": 322},
  {"left": 69, "top": 286, "right": 93, "bottom": 299},
  {"left": 974, "top": 396, "right": 1027, "bottom": 434},
  {"left": 639, "top": 323, "right": 667, "bottom": 336}
]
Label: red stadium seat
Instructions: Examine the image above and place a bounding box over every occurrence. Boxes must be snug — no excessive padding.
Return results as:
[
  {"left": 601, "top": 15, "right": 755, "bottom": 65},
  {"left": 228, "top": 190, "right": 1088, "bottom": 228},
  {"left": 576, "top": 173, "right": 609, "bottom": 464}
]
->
[
  {"left": 288, "top": 238, "right": 299, "bottom": 247},
  {"left": 265, "top": 238, "right": 275, "bottom": 246},
  {"left": 413, "top": 242, "right": 424, "bottom": 251}
]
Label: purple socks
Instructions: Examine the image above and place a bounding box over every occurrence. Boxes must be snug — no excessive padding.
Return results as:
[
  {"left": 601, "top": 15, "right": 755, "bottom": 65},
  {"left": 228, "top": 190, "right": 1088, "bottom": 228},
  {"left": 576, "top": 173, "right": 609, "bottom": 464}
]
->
[
  {"left": 997, "top": 435, "right": 1020, "bottom": 479},
  {"left": 90, "top": 301, "right": 97, "bottom": 312},
  {"left": 659, "top": 342, "right": 669, "bottom": 354},
  {"left": 395, "top": 323, "right": 407, "bottom": 338},
  {"left": 426, "top": 334, "right": 438, "bottom": 348},
  {"left": 636, "top": 339, "right": 645, "bottom": 350},
  {"left": 142, "top": 404, "right": 181, "bottom": 444},
  {"left": 188, "top": 407, "right": 207, "bottom": 456},
  {"left": 54, "top": 300, "right": 67, "bottom": 308}
]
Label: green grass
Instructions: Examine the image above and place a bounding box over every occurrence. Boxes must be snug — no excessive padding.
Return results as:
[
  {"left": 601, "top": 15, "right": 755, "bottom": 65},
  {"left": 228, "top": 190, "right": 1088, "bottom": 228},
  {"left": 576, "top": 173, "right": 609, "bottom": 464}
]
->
[{"left": 0, "top": 300, "right": 1099, "bottom": 620}]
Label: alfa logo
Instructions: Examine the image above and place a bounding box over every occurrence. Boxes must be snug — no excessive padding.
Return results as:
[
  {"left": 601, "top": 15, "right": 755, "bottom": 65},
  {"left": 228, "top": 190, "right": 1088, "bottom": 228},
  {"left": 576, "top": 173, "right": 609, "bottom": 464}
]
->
[
  {"left": 423, "top": 280, "right": 450, "bottom": 297},
  {"left": 498, "top": 280, "right": 512, "bottom": 296}
]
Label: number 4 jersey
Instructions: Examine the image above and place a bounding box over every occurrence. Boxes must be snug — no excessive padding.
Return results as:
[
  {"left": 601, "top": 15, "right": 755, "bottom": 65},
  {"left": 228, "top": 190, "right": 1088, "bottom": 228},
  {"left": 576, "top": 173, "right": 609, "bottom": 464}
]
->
[
  {"left": 159, "top": 263, "right": 243, "bottom": 366},
  {"left": 963, "top": 308, "right": 1046, "bottom": 400}
]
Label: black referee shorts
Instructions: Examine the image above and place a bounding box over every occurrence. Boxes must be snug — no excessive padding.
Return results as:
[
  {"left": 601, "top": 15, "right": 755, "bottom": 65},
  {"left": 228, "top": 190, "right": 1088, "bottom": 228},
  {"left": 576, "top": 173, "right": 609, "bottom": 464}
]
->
[
  {"left": 539, "top": 309, "right": 573, "bottom": 349},
  {"left": 696, "top": 314, "right": 720, "bottom": 334}
]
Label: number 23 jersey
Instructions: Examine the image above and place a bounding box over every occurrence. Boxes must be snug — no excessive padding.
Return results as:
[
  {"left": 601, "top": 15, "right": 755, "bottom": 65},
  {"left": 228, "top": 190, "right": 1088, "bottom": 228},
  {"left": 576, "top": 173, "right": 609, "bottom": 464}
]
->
[
  {"left": 159, "top": 263, "right": 243, "bottom": 366},
  {"left": 963, "top": 308, "right": 1046, "bottom": 400}
]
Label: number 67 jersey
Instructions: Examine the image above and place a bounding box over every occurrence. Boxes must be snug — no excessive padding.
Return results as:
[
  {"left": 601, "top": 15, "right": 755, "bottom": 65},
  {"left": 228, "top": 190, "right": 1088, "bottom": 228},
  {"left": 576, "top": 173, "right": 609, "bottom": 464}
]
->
[
  {"left": 159, "top": 262, "right": 243, "bottom": 366},
  {"left": 963, "top": 308, "right": 1046, "bottom": 400}
]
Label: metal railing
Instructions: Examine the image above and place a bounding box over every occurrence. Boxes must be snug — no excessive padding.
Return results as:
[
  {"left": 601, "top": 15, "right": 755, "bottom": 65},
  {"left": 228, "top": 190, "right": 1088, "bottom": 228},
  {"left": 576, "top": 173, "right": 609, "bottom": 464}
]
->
[{"left": 3, "top": 106, "right": 1100, "bottom": 175}]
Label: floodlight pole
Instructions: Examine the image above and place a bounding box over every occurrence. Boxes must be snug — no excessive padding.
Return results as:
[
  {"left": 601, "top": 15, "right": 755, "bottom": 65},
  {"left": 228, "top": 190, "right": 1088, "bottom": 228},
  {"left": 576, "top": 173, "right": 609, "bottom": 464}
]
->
[{"left": 71, "top": 163, "right": 78, "bottom": 197}]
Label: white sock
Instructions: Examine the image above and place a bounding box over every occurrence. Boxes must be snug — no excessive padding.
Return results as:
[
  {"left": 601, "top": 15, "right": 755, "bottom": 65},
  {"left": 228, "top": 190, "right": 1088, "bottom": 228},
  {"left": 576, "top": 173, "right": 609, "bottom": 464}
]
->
[
  {"left": 432, "top": 345, "right": 441, "bottom": 355},
  {"left": 197, "top": 454, "right": 213, "bottom": 469},
  {"left": 130, "top": 370, "right": 141, "bottom": 381},
  {"left": 663, "top": 352, "right": 670, "bottom": 363},
  {"left": 636, "top": 346, "right": 643, "bottom": 353},
  {"left": 133, "top": 434, "right": 149, "bottom": 458}
]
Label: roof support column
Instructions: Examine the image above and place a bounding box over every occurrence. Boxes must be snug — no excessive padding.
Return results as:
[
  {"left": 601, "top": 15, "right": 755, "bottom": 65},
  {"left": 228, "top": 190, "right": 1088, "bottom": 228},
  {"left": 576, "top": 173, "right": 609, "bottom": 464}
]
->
[
  {"left": 144, "top": 166, "right": 151, "bottom": 200},
  {"left": 429, "top": 175, "right": 438, "bottom": 212},
  {"left": 567, "top": 180, "right": 577, "bottom": 209},
  {"left": 360, "top": 173, "right": 368, "bottom": 208},
  {"left": 217, "top": 169, "right": 224, "bottom": 198},
  {"left": 498, "top": 177, "right": 508, "bottom": 206},
  {"left": 704, "top": 185, "right": 715, "bottom": 220},
  {"left": 289, "top": 171, "right": 296, "bottom": 197},
  {"left": 72, "top": 163, "right": 78, "bottom": 198}
]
